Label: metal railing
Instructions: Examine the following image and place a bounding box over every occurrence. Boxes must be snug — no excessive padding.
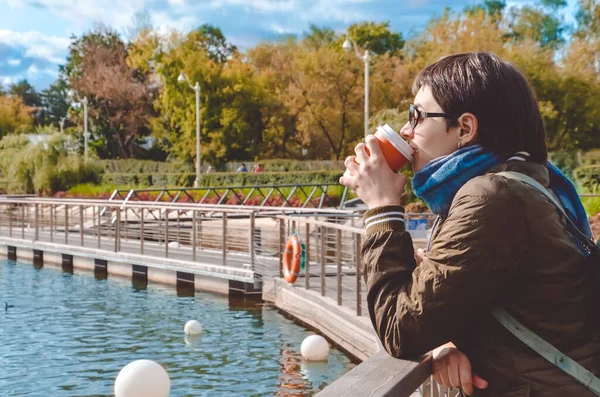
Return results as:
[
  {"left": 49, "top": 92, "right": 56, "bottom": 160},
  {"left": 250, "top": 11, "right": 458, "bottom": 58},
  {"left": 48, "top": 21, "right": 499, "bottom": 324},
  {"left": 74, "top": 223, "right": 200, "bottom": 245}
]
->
[
  {"left": 0, "top": 196, "right": 448, "bottom": 397},
  {"left": 107, "top": 183, "right": 354, "bottom": 210}
]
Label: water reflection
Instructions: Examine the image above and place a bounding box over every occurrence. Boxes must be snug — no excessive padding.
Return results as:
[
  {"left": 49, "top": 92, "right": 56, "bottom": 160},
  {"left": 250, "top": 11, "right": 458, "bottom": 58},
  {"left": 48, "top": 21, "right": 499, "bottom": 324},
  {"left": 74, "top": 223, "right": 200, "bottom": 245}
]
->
[{"left": 0, "top": 260, "right": 356, "bottom": 396}]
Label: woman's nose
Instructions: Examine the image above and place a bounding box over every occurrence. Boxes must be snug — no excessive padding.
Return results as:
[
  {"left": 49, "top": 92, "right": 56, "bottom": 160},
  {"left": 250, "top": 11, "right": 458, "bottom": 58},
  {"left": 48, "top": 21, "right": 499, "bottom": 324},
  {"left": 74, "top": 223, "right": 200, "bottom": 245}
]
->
[{"left": 399, "top": 122, "right": 413, "bottom": 139}]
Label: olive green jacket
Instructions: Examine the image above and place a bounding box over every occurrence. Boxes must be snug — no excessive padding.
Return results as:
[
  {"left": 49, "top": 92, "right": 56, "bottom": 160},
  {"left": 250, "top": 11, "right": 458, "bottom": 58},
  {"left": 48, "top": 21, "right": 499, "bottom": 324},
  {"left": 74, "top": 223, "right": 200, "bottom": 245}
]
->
[{"left": 362, "top": 160, "right": 600, "bottom": 397}]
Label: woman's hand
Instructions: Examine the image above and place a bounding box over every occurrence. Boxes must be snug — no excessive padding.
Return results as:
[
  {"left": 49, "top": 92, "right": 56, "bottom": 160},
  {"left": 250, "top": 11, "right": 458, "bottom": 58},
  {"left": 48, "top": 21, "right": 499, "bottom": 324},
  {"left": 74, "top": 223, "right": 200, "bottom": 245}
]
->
[
  {"left": 432, "top": 342, "right": 489, "bottom": 396},
  {"left": 339, "top": 135, "right": 407, "bottom": 209}
]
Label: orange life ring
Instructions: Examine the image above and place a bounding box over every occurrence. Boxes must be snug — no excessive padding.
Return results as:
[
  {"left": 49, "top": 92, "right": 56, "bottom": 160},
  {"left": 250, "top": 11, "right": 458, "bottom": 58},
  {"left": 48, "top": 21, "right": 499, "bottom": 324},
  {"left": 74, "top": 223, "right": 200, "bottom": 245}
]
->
[{"left": 282, "top": 235, "right": 302, "bottom": 284}]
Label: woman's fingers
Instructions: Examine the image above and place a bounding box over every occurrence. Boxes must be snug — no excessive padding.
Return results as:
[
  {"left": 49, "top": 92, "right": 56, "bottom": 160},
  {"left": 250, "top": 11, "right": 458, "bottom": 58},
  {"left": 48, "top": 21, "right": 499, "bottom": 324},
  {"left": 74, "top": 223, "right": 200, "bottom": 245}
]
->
[
  {"left": 354, "top": 142, "right": 369, "bottom": 165},
  {"left": 364, "top": 134, "right": 384, "bottom": 163},
  {"left": 458, "top": 356, "right": 474, "bottom": 395},
  {"left": 473, "top": 374, "right": 489, "bottom": 390},
  {"left": 447, "top": 355, "right": 462, "bottom": 388}
]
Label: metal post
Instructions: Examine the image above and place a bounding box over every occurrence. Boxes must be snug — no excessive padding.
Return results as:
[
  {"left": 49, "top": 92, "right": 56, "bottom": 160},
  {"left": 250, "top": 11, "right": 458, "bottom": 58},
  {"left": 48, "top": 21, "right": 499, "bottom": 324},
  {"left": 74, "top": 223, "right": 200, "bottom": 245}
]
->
[
  {"left": 321, "top": 226, "right": 326, "bottom": 296},
  {"left": 356, "top": 233, "right": 362, "bottom": 316},
  {"left": 337, "top": 229, "right": 342, "bottom": 305},
  {"left": 305, "top": 222, "right": 310, "bottom": 290},
  {"left": 79, "top": 205, "right": 84, "bottom": 246},
  {"left": 140, "top": 207, "right": 144, "bottom": 255},
  {"left": 176, "top": 210, "right": 180, "bottom": 245},
  {"left": 21, "top": 205, "right": 24, "bottom": 239},
  {"left": 198, "top": 211, "right": 203, "bottom": 250},
  {"left": 114, "top": 208, "right": 120, "bottom": 252},
  {"left": 34, "top": 204, "right": 39, "bottom": 241},
  {"left": 8, "top": 204, "right": 12, "bottom": 238},
  {"left": 194, "top": 83, "right": 201, "bottom": 188},
  {"left": 222, "top": 212, "right": 227, "bottom": 266},
  {"left": 279, "top": 218, "right": 285, "bottom": 278},
  {"left": 49, "top": 205, "right": 52, "bottom": 241},
  {"left": 249, "top": 212, "right": 255, "bottom": 271},
  {"left": 64, "top": 205, "right": 68, "bottom": 244},
  {"left": 124, "top": 207, "right": 128, "bottom": 241},
  {"left": 364, "top": 50, "right": 370, "bottom": 138},
  {"left": 192, "top": 210, "right": 197, "bottom": 261},
  {"left": 97, "top": 205, "right": 101, "bottom": 249},
  {"left": 165, "top": 209, "right": 169, "bottom": 258},
  {"left": 83, "top": 97, "right": 89, "bottom": 164},
  {"left": 158, "top": 211, "right": 162, "bottom": 246}
]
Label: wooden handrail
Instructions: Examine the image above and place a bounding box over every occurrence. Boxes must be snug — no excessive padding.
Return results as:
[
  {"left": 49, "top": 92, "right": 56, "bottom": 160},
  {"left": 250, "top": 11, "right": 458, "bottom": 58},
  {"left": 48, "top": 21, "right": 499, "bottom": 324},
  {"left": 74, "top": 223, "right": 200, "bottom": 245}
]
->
[{"left": 317, "top": 350, "right": 432, "bottom": 397}]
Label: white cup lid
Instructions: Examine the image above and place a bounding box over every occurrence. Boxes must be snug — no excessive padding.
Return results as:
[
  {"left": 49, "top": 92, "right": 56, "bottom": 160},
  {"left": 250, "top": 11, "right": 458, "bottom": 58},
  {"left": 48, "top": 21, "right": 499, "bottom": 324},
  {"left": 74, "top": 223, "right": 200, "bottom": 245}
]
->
[{"left": 377, "top": 124, "right": 414, "bottom": 161}]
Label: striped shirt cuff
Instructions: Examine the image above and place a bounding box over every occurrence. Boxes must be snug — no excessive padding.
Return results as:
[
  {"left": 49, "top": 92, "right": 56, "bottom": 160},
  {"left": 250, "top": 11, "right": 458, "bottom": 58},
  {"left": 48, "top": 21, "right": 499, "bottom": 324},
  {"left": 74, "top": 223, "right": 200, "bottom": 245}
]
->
[{"left": 363, "top": 205, "right": 405, "bottom": 235}]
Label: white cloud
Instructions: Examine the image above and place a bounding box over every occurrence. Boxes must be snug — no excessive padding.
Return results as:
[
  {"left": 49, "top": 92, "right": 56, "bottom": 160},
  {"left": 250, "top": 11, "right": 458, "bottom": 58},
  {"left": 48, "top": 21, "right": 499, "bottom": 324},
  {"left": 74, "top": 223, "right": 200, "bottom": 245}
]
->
[
  {"left": 208, "top": 0, "right": 297, "bottom": 13},
  {"left": 7, "top": 59, "right": 21, "bottom": 66},
  {"left": 1, "top": 75, "right": 22, "bottom": 86},
  {"left": 0, "top": 30, "right": 70, "bottom": 65}
]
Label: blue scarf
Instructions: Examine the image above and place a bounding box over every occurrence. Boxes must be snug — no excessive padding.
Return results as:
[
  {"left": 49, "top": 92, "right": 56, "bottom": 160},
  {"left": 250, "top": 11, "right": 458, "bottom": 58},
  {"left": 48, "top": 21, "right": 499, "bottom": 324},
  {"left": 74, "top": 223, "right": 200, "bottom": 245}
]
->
[{"left": 412, "top": 145, "right": 592, "bottom": 238}]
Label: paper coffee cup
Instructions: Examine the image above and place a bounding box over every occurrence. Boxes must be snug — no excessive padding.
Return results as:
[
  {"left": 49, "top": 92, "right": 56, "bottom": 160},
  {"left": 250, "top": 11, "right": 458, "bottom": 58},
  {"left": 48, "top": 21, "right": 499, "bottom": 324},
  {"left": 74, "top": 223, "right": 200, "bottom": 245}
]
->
[{"left": 374, "top": 124, "right": 414, "bottom": 171}]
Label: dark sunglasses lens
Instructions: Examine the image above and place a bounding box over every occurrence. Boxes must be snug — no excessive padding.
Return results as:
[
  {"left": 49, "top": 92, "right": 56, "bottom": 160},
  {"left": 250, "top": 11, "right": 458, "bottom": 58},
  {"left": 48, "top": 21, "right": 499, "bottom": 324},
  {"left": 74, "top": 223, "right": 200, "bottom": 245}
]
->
[{"left": 409, "top": 105, "right": 417, "bottom": 129}]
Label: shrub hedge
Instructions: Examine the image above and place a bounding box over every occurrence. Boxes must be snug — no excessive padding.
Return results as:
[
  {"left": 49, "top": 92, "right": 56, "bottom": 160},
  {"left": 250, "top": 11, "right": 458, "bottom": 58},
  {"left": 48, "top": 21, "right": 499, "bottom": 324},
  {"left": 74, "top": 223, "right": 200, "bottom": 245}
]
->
[
  {"left": 101, "top": 171, "right": 344, "bottom": 188},
  {"left": 574, "top": 165, "right": 600, "bottom": 193}
]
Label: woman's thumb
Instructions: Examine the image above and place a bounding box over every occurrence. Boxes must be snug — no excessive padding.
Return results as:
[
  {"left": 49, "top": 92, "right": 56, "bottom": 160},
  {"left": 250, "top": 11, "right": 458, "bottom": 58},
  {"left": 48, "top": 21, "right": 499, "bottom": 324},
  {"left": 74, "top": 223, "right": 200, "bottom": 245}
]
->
[{"left": 473, "top": 374, "right": 489, "bottom": 389}]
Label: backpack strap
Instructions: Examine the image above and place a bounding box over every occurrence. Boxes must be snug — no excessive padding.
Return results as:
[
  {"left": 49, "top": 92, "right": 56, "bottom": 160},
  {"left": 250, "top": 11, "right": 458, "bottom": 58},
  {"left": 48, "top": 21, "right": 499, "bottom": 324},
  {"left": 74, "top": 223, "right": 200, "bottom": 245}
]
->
[
  {"left": 497, "top": 171, "right": 597, "bottom": 254},
  {"left": 494, "top": 171, "right": 600, "bottom": 395},
  {"left": 493, "top": 308, "right": 600, "bottom": 395}
]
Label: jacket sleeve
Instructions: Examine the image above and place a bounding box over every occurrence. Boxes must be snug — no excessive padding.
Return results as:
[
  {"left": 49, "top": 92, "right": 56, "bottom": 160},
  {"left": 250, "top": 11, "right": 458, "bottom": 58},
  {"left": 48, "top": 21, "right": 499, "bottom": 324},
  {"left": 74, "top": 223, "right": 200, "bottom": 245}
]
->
[{"left": 362, "top": 179, "right": 528, "bottom": 359}]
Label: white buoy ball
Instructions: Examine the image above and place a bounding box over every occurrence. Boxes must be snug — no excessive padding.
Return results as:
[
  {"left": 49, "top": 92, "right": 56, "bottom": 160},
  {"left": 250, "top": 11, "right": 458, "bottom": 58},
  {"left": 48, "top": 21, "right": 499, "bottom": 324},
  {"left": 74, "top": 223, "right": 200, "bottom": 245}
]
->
[
  {"left": 114, "top": 360, "right": 170, "bottom": 397},
  {"left": 301, "top": 335, "right": 330, "bottom": 361},
  {"left": 184, "top": 320, "right": 203, "bottom": 336}
]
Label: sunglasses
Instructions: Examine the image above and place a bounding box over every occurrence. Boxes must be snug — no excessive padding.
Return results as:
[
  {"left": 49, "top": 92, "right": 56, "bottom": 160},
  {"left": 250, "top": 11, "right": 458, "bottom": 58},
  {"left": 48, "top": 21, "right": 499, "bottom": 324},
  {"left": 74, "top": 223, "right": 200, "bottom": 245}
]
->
[{"left": 409, "top": 104, "right": 457, "bottom": 131}]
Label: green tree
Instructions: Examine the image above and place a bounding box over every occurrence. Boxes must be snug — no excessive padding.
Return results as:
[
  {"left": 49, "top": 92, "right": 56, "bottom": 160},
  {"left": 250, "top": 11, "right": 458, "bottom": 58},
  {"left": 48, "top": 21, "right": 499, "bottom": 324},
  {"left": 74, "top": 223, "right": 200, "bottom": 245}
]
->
[
  {"left": 302, "top": 24, "right": 338, "bottom": 50},
  {"left": 153, "top": 28, "right": 264, "bottom": 167},
  {"left": 505, "top": 1, "right": 568, "bottom": 49},
  {"left": 346, "top": 21, "right": 404, "bottom": 56},
  {"left": 9, "top": 79, "right": 41, "bottom": 108},
  {"left": 40, "top": 78, "right": 70, "bottom": 127}
]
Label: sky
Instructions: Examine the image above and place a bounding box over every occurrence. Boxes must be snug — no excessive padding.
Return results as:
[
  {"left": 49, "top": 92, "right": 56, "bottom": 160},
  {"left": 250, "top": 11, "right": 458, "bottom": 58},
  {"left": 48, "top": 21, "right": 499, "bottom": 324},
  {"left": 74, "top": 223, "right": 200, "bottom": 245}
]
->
[{"left": 0, "top": 0, "right": 580, "bottom": 90}]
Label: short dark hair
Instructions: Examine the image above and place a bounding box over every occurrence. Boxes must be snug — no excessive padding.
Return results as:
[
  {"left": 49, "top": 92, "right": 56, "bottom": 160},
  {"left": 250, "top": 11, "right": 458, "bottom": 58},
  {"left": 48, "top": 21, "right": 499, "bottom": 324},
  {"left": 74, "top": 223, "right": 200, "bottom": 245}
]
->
[{"left": 412, "top": 52, "right": 547, "bottom": 163}]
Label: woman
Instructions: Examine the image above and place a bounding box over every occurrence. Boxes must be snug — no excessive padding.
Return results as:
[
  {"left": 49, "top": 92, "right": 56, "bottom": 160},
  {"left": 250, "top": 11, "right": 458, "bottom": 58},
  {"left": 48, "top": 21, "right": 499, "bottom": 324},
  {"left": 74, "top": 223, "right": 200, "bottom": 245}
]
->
[{"left": 340, "top": 52, "right": 600, "bottom": 396}]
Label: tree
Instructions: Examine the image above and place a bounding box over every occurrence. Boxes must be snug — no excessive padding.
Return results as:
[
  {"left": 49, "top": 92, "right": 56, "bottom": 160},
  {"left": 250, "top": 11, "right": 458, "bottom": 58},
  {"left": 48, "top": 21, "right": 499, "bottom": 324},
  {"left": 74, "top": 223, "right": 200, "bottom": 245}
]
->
[
  {"left": 0, "top": 95, "right": 33, "bottom": 137},
  {"left": 192, "top": 24, "right": 237, "bottom": 64},
  {"left": 9, "top": 79, "right": 41, "bottom": 108},
  {"left": 40, "top": 78, "right": 70, "bottom": 127},
  {"left": 67, "top": 26, "right": 157, "bottom": 158},
  {"left": 505, "top": 2, "right": 567, "bottom": 49},
  {"left": 346, "top": 21, "right": 404, "bottom": 56},
  {"left": 153, "top": 28, "right": 264, "bottom": 166},
  {"left": 302, "top": 24, "right": 338, "bottom": 50}
]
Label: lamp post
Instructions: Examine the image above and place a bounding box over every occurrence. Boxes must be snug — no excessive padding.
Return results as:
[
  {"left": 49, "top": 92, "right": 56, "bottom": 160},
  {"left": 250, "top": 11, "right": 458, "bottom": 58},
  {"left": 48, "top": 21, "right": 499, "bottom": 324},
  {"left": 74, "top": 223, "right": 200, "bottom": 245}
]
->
[
  {"left": 59, "top": 117, "right": 66, "bottom": 134},
  {"left": 178, "top": 72, "right": 201, "bottom": 188},
  {"left": 68, "top": 90, "right": 90, "bottom": 163},
  {"left": 343, "top": 36, "right": 370, "bottom": 138}
]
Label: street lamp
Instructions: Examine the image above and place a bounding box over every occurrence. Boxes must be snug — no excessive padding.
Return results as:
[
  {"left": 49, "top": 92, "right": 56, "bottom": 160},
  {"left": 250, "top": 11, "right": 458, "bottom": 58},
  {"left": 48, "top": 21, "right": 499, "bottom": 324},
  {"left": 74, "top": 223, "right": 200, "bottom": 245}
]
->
[
  {"left": 178, "top": 71, "right": 202, "bottom": 188},
  {"left": 68, "top": 90, "right": 90, "bottom": 163},
  {"left": 343, "top": 36, "right": 370, "bottom": 138}
]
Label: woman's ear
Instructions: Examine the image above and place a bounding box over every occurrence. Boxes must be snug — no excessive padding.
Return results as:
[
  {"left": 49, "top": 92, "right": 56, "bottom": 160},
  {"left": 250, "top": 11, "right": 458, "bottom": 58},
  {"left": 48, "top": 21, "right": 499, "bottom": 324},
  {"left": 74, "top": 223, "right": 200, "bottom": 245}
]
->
[{"left": 457, "top": 112, "right": 478, "bottom": 146}]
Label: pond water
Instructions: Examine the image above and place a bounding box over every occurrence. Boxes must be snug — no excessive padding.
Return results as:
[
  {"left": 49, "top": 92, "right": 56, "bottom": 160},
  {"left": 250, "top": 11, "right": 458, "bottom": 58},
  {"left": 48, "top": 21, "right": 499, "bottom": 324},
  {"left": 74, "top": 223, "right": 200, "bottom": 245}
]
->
[{"left": 0, "top": 260, "right": 356, "bottom": 396}]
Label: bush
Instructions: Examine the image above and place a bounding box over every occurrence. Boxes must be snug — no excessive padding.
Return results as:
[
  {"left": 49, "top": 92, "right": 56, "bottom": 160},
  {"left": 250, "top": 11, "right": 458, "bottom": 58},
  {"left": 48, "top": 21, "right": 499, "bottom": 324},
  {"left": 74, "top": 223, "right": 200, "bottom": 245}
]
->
[
  {"left": 574, "top": 165, "right": 600, "bottom": 193},
  {"left": 224, "top": 159, "right": 345, "bottom": 172},
  {"left": 96, "top": 159, "right": 193, "bottom": 174},
  {"left": 0, "top": 133, "right": 102, "bottom": 195},
  {"left": 199, "top": 171, "right": 343, "bottom": 187},
  {"left": 101, "top": 173, "right": 195, "bottom": 187}
]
